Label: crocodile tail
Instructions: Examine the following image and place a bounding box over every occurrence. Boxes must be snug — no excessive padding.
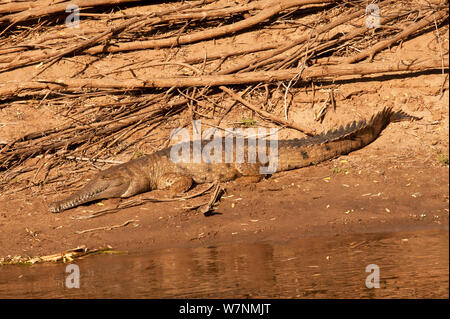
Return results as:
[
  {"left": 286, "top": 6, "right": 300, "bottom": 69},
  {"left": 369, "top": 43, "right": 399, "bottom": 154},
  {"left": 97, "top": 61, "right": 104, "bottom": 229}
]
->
[
  {"left": 274, "top": 107, "right": 421, "bottom": 172},
  {"left": 328, "top": 106, "right": 421, "bottom": 145},
  {"left": 389, "top": 108, "right": 423, "bottom": 123}
]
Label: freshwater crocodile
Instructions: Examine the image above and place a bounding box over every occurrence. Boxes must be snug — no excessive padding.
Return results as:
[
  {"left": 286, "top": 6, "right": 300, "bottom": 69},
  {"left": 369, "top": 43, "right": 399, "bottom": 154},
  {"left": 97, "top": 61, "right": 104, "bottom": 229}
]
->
[{"left": 49, "top": 107, "right": 420, "bottom": 213}]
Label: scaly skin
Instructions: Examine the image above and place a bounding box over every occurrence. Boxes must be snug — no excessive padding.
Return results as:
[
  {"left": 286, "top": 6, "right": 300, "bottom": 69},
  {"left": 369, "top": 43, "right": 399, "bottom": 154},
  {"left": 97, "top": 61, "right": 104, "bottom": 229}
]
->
[{"left": 49, "top": 107, "right": 420, "bottom": 213}]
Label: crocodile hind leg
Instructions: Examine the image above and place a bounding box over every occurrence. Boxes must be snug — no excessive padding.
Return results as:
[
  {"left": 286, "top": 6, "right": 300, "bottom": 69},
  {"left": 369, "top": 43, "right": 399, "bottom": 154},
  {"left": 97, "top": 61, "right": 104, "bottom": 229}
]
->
[
  {"left": 234, "top": 163, "right": 265, "bottom": 182},
  {"left": 157, "top": 172, "right": 193, "bottom": 194}
]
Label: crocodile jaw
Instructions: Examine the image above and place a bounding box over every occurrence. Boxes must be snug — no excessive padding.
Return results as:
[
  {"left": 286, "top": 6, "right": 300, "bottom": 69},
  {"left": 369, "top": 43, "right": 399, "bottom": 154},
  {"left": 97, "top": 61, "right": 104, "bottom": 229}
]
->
[
  {"left": 49, "top": 184, "right": 109, "bottom": 213},
  {"left": 49, "top": 173, "right": 130, "bottom": 213}
]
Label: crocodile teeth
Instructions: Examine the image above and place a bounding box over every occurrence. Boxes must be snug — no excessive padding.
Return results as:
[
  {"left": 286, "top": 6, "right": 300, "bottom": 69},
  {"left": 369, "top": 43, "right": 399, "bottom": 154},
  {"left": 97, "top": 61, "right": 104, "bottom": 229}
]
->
[{"left": 49, "top": 184, "right": 109, "bottom": 213}]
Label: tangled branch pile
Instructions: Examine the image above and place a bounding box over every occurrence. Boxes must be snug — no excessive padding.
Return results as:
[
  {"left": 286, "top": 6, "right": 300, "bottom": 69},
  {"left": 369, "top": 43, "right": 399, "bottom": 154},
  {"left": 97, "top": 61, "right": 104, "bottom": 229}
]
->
[{"left": 0, "top": 0, "right": 448, "bottom": 195}]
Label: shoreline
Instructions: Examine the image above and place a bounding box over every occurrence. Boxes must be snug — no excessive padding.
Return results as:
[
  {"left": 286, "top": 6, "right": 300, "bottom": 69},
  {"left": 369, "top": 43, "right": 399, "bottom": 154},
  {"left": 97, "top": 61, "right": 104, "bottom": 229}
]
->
[{"left": 1, "top": 163, "right": 448, "bottom": 259}]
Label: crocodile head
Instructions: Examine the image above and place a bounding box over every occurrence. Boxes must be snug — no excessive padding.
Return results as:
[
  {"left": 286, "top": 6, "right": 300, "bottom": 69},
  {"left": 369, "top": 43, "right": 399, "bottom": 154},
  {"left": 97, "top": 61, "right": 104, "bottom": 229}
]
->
[{"left": 49, "top": 171, "right": 131, "bottom": 213}]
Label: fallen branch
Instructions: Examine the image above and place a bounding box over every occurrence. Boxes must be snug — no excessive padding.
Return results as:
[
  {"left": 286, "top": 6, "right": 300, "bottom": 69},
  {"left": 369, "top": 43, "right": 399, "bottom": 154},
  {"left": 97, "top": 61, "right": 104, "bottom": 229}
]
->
[
  {"left": 1, "top": 58, "right": 447, "bottom": 97},
  {"left": 97, "top": 42, "right": 280, "bottom": 77}
]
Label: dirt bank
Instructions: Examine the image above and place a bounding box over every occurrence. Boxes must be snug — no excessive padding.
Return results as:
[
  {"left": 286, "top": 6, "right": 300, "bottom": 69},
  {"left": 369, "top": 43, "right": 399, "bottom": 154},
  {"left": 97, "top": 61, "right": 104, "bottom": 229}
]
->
[
  {"left": 0, "top": 0, "right": 448, "bottom": 259},
  {"left": 1, "top": 118, "right": 448, "bottom": 257}
]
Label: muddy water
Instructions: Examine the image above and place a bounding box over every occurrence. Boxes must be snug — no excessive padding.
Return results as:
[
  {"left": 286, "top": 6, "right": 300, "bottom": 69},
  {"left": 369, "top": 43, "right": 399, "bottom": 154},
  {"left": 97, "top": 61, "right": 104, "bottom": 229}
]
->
[{"left": 1, "top": 228, "right": 448, "bottom": 298}]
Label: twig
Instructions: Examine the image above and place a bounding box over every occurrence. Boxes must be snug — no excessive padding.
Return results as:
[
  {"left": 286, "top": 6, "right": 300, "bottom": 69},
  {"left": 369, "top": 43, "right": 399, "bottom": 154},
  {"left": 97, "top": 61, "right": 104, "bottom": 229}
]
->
[
  {"left": 199, "top": 183, "right": 224, "bottom": 215},
  {"left": 75, "top": 219, "right": 137, "bottom": 234},
  {"left": 432, "top": 11, "right": 446, "bottom": 75},
  {"left": 314, "top": 92, "right": 330, "bottom": 122},
  {"left": 330, "top": 87, "right": 336, "bottom": 110},
  {"left": 282, "top": 64, "right": 306, "bottom": 120},
  {"left": 439, "top": 74, "right": 448, "bottom": 99},
  {"left": 63, "top": 155, "right": 125, "bottom": 164}
]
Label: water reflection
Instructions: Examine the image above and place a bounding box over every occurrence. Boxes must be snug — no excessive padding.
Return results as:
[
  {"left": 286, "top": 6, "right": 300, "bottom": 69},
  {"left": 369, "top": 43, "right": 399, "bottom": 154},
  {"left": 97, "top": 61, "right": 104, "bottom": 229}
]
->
[{"left": 0, "top": 228, "right": 448, "bottom": 298}]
